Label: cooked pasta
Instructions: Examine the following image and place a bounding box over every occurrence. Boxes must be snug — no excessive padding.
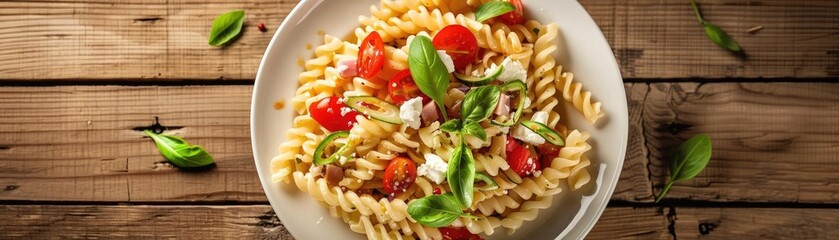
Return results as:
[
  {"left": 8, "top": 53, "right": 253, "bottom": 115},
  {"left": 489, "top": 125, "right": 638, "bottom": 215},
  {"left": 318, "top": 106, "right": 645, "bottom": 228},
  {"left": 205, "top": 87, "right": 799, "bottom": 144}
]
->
[{"left": 271, "top": 1, "right": 603, "bottom": 239}]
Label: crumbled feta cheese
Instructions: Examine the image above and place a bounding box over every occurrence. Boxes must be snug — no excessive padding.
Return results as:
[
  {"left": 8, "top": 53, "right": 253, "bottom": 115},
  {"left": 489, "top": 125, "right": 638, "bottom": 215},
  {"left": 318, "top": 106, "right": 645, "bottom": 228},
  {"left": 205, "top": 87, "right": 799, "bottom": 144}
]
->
[
  {"left": 492, "top": 57, "right": 527, "bottom": 83},
  {"left": 417, "top": 153, "right": 448, "bottom": 184},
  {"left": 340, "top": 107, "right": 352, "bottom": 116},
  {"left": 511, "top": 111, "right": 549, "bottom": 145},
  {"left": 399, "top": 97, "right": 423, "bottom": 129},
  {"left": 437, "top": 50, "right": 455, "bottom": 73}
]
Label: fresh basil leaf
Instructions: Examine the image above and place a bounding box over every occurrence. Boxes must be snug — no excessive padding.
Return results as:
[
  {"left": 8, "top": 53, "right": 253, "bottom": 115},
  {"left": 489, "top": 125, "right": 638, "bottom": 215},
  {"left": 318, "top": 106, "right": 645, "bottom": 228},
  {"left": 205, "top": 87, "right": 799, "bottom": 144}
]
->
[
  {"left": 475, "top": 1, "right": 516, "bottom": 22},
  {"left": 703, "top": 23, "right": 741, "bottom": 52},
  {"left": 447, "top": 143, "right": 475, "bottom": 208},
  {"left": 408, "top": 36, "right": 450, "bottom": 120},
  {"left": 441, "top": 119, "right": 462, "bottom": 133},
  {"left": 461, "top": 121, "right": 487, "bottom": 141},
  {"left": 460, "top": 85, "right": 500, "bottom": 123},
  {"left": 208, "top": 10, "right": 245, "bottom": 46},
  {"left": 407, "top": 193, "right": 470, "bottom": 227},
  {"left": 689, "top": 0, "right": 741, "bottom": 52},
  {"left": 144, "top": 130, "right": 214, "bottom": 168},
  {"left": 655, "top": 134, "right": 712, "bottom": 203}
]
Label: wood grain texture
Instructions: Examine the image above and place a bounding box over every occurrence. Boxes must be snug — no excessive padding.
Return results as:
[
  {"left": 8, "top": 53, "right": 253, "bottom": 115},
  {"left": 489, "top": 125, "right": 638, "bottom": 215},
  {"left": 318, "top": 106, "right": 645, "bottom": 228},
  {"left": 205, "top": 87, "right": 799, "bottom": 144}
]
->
[
  {"left": 0, "top": 0, "right": 836, "bottom": 80},
  {"left": 0, "top": 205, "right": 667, "bottom": 240},
  {"left": 611, "top": 83, "right": 656, "bottom": 201},
  {"left": 583, "top": 0, "right": 839, "bottom": 78},
  {"left": 674, "top": 208, "right": 839, "bottom": 240},
  {"left": 0, "top": 205, "right": 292, "bottom": 239},
  {"left": 0, "top": 86, "right": 265, "bottom": 202},
  {"left": 644, "top": 83, "right": 839, "bottom": 203},
  {"left": 0, "top": 0, "right": 298, "bottom": 80}
]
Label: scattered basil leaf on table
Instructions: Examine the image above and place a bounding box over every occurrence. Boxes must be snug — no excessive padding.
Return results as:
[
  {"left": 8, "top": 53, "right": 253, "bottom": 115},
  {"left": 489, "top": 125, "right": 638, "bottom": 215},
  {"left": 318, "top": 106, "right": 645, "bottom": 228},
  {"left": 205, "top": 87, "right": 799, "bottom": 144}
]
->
[
  {"left": 460, "top": 85, "right": 500, "bottom": 123},
  {"left": 689, "top": 0, "right": 741, "bottom": 52},
  {"left": 447, "top": 143, "right": 475, "bottom": 208},
  {"left": 407, "top": 193, "right": 476, "bottom": 227},
  {"left": 408, "top": 35, "right": 451, "bottom": 120},
  {"left": 144, "top": 130, "right": 214, "bottom": 168},
  {"left": 208, "top": 9, "right": 245, "bottom": 46},
  {"left": 475, "top": 1, "right": 516, "bottom": 22},
  {"left": 656, "top": 134, "right": 712, "bottom": 203},
  {"left": 441, "top": 119, "right": 462, "bottom": 133}
]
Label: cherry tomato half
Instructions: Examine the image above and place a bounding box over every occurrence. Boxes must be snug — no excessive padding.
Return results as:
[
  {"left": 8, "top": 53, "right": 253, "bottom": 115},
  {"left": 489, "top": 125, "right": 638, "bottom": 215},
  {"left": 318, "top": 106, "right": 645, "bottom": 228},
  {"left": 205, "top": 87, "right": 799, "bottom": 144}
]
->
[
  {"left": 440, "top": 227, "right": 484, "bottom": 240},
  {"left": 505, "top": 136, "right": 540, "bottom": 177},
  {"left": 358, "top": 31, "right": 386, "bottom": 79},
  {"left": 432, "top": 25, "right": 478, "bottom": 71},
  {"left": 536, "top": 143, "right": 562, "bottom": 170},
  {"left": 382, "top": 156, "right": 417, "bottom": 194},
  {"left": 309, "top": 96, "right": 359, "bottom": 132},
  {"left": 388, "top": 69, "right": 431, "bottom": 105},
  {"left": 499, "top": 0, "right": 525, "bottom": 25}
]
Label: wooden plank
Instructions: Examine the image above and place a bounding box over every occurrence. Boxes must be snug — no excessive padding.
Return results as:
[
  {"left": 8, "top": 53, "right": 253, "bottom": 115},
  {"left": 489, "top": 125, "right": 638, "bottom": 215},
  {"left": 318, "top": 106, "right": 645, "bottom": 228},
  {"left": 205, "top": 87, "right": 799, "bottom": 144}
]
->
[
  {"left": 674, "top": 208, "right": 839, "bottom": 239},
  {"left": 612, "top": 83, "right": 656, "bottom": 201},
  {"left": 644, "top": 83, "right": 839, "bottom": 203},
  {"left": 0, "top": 0, "right": 836, "bottom": 80},
  {"left": 0, "top": 205, "right": 667, "bottom": 239},
  {"left": 0, "top": 0, "right": 298, "bottom": 80},
  {"left": 0, "top": 86, "right": 265, "bottom": 201},
  {"left": 0, "top": 205, "right": 293, "bottom": 239},
  {"left": 583, "top": 0, "right": 839, "bottom": 78},
  {"left": 588, "top": 206, "right": 670, "bottom": 240}
]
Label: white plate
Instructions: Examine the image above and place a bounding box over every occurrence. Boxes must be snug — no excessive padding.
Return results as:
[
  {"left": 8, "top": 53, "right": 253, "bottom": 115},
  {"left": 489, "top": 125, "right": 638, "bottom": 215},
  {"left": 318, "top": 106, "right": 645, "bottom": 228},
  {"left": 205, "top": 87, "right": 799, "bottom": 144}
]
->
[{"left": 251, "top": 1, "right": 627, "bottom": 239}]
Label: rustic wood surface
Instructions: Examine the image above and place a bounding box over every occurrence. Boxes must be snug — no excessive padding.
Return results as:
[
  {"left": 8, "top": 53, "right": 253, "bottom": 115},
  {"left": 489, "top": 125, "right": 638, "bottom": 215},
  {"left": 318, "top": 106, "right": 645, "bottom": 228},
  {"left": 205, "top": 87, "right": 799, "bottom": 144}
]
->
[
  {"left": 0, "top": 0, "right": 836, "bottom": 80},
  {"left": 0, "top": 0, "right": 837, "bottom": 239}
]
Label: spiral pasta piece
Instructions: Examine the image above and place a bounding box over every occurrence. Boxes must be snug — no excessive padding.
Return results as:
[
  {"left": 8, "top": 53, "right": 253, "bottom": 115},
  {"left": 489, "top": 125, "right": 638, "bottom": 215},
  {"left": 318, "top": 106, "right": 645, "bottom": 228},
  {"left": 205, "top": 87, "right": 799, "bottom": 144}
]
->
[{"left": 555, "top": 66, "right": 605, "bottom": 123}]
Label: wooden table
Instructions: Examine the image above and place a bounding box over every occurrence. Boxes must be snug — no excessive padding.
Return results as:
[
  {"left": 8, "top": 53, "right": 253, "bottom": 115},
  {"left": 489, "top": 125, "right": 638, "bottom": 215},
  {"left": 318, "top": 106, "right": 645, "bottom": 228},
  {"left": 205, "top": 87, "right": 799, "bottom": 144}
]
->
[{"left": 1, "top": 0, "right": 837, "bottom": 239}]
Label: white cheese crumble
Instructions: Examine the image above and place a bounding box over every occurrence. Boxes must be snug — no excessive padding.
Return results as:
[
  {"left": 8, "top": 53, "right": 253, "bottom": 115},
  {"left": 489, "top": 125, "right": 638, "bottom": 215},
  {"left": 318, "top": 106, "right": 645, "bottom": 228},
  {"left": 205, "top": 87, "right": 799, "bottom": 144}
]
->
[
  {"left": 399, "top": 97, "right": 423, "bottom": 129},
  {"left": 511, "top": 111, "right": 549, "bottom": 145},
  {"left": 417, "top": 153, "right": 448, "bottom": 184},
  {"left": 340, "top": 107, "right": 352, "bottom": 116},
  {"left": 437, "top": 50, "right": 455, "bottom": 73},
  {"left": 484, "top": 57, "right": 527, "bottom": 83}
]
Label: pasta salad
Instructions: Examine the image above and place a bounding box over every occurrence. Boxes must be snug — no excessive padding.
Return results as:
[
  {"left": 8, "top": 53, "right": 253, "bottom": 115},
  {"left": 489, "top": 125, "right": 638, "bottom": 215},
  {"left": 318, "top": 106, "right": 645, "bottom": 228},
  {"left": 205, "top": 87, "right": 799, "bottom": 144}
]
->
[{"left": 271, "top": 0, "right": 604, "bottom": 239}]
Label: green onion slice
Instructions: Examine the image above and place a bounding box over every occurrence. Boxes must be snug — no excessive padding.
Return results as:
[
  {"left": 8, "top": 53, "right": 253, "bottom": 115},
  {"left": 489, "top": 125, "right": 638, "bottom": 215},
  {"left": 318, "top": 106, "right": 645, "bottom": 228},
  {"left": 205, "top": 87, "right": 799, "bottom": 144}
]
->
[
  {"left": 474, "top": 172, "right": 499, "bottom": 191},
  {"left": 313, "top": 131, "right": 351, "bottom": 165},
  {"left": 344, "top": 96, "right": 403, "bottom": 124},
  {"left": 520, "top": 120, "right": 565, "bottom": 146}
]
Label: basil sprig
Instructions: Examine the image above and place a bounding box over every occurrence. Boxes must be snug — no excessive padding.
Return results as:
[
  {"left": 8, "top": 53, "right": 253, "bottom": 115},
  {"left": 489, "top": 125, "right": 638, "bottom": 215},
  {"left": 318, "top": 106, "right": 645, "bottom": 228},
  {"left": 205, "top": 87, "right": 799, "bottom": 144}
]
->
[
  {"left": 460, "top": 86, "right": 501, "bottom": 123},
  {"left": 407, "top": 193, "right": 476, "bottom": 227},
  {"left": 408, "top": 36, "right": 450, "bottom": 120},
  {"left": 475, "top": 1, "right": 516, "bottom": 22},
  {"left": 447, "top": 143, "right": 475, "bottom": 208},
  {"left": 208, "top": 10, "right": 245, "bottom": 46},
  {"left": 689, "top": 0, "right": 741, "bottom": 52},
  {"left": 656, "top": 134, "right": 712, "bottom": 203},
  {"left": 144, "top": 130, "right": 214, "bottom": 168}
]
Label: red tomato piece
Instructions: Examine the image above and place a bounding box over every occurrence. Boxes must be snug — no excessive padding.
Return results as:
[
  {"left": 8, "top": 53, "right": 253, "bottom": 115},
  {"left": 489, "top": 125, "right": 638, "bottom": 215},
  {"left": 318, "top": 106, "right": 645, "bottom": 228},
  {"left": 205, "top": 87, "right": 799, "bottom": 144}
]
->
[
  {"left": 358, "top": 31, "right": 385, "bottom": 79},
  {"left": 440, "top": 227, "right": 484, "bottom": 240},
  {"left": 388, "top": 69, "right": 423, "bottom": 104},
  {"left": 432, "top": 25, "right": 478, "bottom": 71},
  {"left": 499, "top": 0, "right": 525, "bottom": 25},
  {"left": 505, "top": 138, "right": 540, "bottom": 177},
  {"left": 308, "top": 97, "right": 359, "bottom": 132},
  {"left": 536, "top": 143, "right": 562, "bottom": 170},
  {"left": 382, "top": 156, "right": 417, "bottom": 194}
]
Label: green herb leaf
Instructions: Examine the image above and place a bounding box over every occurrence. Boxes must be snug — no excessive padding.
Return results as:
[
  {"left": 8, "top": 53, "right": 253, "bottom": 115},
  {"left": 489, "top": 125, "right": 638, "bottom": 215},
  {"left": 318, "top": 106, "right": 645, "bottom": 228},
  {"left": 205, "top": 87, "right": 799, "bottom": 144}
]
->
[
  {"left": 408, "top": 36, "right": 450, "bottom": 120},
  {"left": 144, "top": 130, "right": 214, "bottom": 168},
  {"left": 461, "top": 121, "right": 487, "bottom": 141},
  {"left": 447, "top": 143, "right": 475, "bottom": 208},
  {"left": 460, "top": 85, "right": 501, "bottom": 123},
  {"left": 475, "top": 1, "right": 516, "bottom": 22},
  {"left": 703, "top": 23, "right": 741, "bottom": 52},
  {"left": 690, "top": 0, "right": 741, "bottom": 52},
  {"left": 407, "top": 193, "right": 472, "bottom": 227},
  {"left": 656, "top": 134, "right": 712, "bottom": 203},
  {"left": 441, "top": 119, "right": 462, "bottom": 132},
  {"left": 208, "top": 10, "right": 245, "bottom": 46}
]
